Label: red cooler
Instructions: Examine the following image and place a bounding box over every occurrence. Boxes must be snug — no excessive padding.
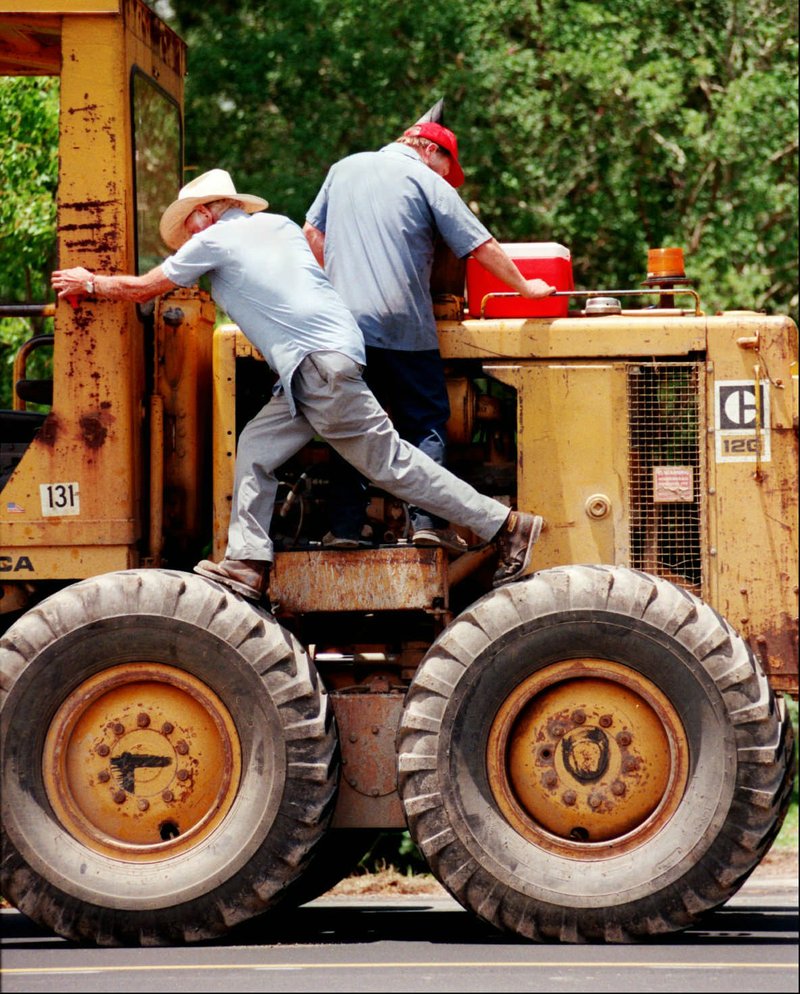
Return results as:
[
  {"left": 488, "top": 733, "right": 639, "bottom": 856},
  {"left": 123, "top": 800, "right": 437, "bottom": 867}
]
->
[{"left": 466, "top": 242, "right": 573, "bottom": 318}]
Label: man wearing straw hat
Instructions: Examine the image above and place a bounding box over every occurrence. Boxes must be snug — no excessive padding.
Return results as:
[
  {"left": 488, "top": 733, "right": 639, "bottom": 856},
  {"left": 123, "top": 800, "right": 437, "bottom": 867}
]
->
[{"left": 52, "top": 168, "right": 543, "bottom": 601}]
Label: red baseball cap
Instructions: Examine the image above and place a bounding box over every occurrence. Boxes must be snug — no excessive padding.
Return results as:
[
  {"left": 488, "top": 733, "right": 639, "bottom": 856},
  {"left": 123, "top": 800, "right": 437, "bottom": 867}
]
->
[{"left": 403, "top": 122, "right": 465, "bottom": 188}]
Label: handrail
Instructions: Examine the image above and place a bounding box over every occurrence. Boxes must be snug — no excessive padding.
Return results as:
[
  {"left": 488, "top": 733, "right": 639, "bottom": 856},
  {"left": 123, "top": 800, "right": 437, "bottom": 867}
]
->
[
  {"left": 479, "top": 288, "right": 703, "bottom": 318},
  {"left": 0, "top": 303, "right": 55, "bottom": 318}
]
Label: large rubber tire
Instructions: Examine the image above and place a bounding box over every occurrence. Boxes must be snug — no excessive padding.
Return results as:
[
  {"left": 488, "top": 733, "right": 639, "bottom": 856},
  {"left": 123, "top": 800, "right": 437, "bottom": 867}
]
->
[
  {"left": 397, "top": 565, "right": 794, "bottom": 942},
  {"left": 0, "top": 569, "right": 338, "bottom": 945}
]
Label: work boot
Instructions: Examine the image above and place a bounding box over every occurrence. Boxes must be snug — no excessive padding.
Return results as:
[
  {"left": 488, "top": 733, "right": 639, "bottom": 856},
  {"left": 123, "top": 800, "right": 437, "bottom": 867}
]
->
[
  {"left": 492, "top": 511, "right": 543, "bottom": 588},
  {"left": 412, "top": 527, "right": 468, "bottom": 555},
  {"left": 194, "top": 558, "right": 269, "bottom": 601}
]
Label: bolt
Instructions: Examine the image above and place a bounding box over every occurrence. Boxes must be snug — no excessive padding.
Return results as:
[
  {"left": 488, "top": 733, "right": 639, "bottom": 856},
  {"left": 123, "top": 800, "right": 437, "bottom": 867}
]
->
[
  {"left": 617, "top": 731, "right": 632, "bottom": 747},
  {"left": 599, "top": 714, "right": 613, "bottom": 728},
  {"left": 96, "top": 743, "right": 110, "bottom": 757},
  {"left": 571, "top": 710, "right": 586, "bottom": 725},
  {"left": 543, "top": 770, "right": 558, "bottom": 788},
  {"left": 552, "top": 724, "right": 566, "bottom": 738},
  {"left": 137, "top": 798, "right": 150, "bottom": 811},
  {"left": 112, "top": 722, "right": 125, "bottom": 736},
  {"left": 97, "top": 770, "right": 110, "bottom": 783},
  {"left": 622, "top": 756, "right": 640, "bottom": 773},
  {"left": 137, "top": 712, "right": 150, "bottom": 728},
  {"left": 113, "top": 790, "right": 126, "bottom": 804},
  {"left": 162, "top": 721, "right": 174, "bottom": 735},
  {"left": 349, "top": 732, "right": 358, "bottom": 743},
  {"left": 588, "top": 792, "right": 602, "bottom": 809},
  {"left": 371, "top": 726, "right": 380, "bottom": 735},
  {"left": 162, "top": 790, "right": 174, "bottom": 803},
  {"left": 562, "top": 790, "right": 577, "bottom": 806},
  {"left": 347, "top": 778, "right": 358, "bottom": 789},
  {"left": 177, "top": 769, "right": 189, "bottom": 782},
  {"left": 371, "top": 788, "right": 380, "bottom": 797},
  {"left": 611, "top": 780, "right": 626, "bottom": 796},
  {"left": 175, "top": 740, "right": 189, "bottom": 755}
]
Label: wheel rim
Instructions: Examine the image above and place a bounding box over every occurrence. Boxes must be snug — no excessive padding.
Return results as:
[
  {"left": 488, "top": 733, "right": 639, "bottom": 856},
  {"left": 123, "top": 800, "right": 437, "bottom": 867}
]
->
[
  {"left": 43, "top": 664, "right": 242, "bottom": 862},
  {"left": 486, "top": 659, "right": 689, "bottom": 856}
]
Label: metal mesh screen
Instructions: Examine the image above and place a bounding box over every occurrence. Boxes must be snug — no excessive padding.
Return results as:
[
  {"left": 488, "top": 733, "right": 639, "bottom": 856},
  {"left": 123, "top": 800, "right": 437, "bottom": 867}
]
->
[{"left": 627, "top": 363, "right": 704, "bottom": 593}]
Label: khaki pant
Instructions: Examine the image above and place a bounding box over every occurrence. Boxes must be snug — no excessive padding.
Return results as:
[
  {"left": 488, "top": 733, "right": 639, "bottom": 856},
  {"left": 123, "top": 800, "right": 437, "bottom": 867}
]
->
[{"left": 226, "top": 351, "right": 509, "bottom": 562}]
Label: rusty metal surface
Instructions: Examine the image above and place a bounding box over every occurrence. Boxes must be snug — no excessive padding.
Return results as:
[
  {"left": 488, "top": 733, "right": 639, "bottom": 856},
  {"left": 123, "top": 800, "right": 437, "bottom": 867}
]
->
[
  {"left": 43, "top": 663, "right": 241, "bottom": 860},
  {"left": 0, "top": 0, "right": 187, "bottom": 584},
  {"left": 487, "top": 659, "right": 689, "bottom": 857},
  {"left": 330, "top": 692, "right": 405, "bottom": 828},
  {"left": 272, "top": 547, "right": 448, "bottom": 615}
]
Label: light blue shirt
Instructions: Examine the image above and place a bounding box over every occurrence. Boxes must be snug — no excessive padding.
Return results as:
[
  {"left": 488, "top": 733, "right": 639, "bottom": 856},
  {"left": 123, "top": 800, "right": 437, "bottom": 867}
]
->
[
  {"left": 162, "top": 210, "right": 366, "bottom": 414},
  {"left": 306, "top": 144, "right": 491, "bottom": 351}
]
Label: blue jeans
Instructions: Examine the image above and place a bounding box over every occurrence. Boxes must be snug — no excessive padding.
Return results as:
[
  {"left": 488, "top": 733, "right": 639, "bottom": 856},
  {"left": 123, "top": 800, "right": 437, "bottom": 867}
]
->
[{"left": 329, "top": 347, "right": 452, "bottom": 537}]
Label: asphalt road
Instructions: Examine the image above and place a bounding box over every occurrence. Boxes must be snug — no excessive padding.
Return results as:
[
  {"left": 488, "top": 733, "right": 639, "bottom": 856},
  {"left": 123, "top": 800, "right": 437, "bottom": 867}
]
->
[{"left": 1, "top": 869, "right": 797, "bottom": 993}]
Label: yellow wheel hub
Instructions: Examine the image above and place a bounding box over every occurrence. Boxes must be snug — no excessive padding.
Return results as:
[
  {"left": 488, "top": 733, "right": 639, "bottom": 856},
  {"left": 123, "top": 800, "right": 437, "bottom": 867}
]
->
[
  {"left": 43, "top": 664, "right": 242, "bottom": 861},
  {"left": 487, "top": 659, "right": 689, "bottom": 854}
]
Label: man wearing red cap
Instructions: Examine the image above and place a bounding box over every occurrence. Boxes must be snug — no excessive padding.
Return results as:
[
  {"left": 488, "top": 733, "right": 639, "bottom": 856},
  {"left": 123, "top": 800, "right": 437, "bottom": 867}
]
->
[{"left": 304, "top": 119, "right": 553, "bottom": 551}]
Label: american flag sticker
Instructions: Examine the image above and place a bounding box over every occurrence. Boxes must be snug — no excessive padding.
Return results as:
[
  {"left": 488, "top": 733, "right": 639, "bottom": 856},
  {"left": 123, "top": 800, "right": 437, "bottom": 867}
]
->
[{"left": 6, "top": 502, "right": 25, "bottom": 513}]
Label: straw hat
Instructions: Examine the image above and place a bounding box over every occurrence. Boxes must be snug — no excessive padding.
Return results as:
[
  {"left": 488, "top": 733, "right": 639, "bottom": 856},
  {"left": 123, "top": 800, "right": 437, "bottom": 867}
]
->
[{"left": 159, "top": 168, "right": 268, "bottom": 249}]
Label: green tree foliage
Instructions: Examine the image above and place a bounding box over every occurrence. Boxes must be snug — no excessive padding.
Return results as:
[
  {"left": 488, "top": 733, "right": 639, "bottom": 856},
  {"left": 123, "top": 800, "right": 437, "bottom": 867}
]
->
[
  {"left": 161, "top": 0, "right": 797, "bottom": 317},
  {"left": 0, "top": 76, "right": 58, "bottom": 407}
]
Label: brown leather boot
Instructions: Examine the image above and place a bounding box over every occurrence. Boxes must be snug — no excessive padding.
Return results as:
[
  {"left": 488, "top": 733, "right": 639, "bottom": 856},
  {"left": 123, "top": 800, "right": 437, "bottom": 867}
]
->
[
  {"left": 492, "top": 512, "right": 543, "bottom": 587},
  {"left": 194, "top": 558, "right": 269, "bottom": 601}
]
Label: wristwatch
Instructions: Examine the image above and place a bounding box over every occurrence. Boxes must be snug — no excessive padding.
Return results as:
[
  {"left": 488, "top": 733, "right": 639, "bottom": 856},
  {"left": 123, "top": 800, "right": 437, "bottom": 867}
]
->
[{"left": 84, "top": 276, "right": 95, "bottom": 294}]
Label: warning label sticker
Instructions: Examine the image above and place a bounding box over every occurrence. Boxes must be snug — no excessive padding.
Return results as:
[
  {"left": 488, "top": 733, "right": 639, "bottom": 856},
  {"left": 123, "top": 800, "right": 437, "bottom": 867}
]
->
[{"left": 653, "top": 466, "right": 694, "bottom": 503}]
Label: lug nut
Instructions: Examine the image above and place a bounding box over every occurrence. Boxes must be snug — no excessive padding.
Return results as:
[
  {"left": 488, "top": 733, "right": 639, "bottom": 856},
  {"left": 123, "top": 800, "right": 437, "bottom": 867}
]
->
[
  {"left": 543, "top": 770, "right": 558, "bottom": 788},
  {"left": 562, "top": 790, "right": 577, "bottom": 806},
  {"left": 96, "top": 743, "right": 110, "bottom": 757},
  {"left": 97, "top": 770, "right": 110, "bottom": 783},
  {"left": 617, "top": 731, "right": 632, "bottom": 747},
  {"left": 598, "top": 714, "right": 613, "bottom": 728},
  {"left": 176, "top": 769, "right": 189, "bottom": 781},
  {"left": 113, "top": 790, "right": 126, "bottom": 804},
  {"left": 137, "top": 798, "right": 150, "bottom": 811},
  {"left": 588, "top": 792, "right": 602, "bottom": 809},
  {"left": 571, "top": 709, "right": 586, "bottom": 724},
  {"left": 136, "top": 712, "right": 150, "bottom": 728},
  {"left": 162, "top": 790, "right": 174, "bottom": 803},
  {"left": 611, "top": 780, "right": 626, "bottom": 796},
  {"left": 622, "top": 756, "right": 640, "bottom": 773},
  {"left": 175, "top": 740, "right": 189, "bottom": 755},
  {"left": 162, "top": 721, "right": 174, "bottom": 735},
  {"left": 112, "top": 722, "right": 125, "bottom": 736}
]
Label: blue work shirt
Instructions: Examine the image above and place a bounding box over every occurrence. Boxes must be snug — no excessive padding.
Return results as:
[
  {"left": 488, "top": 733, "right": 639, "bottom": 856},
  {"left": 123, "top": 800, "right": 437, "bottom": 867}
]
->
[
  {"left": 161, "top": 209, "right": 366, "bottom": 415},
  {"left": 306, "top": 143, "right": 491, "bottom": 351}
]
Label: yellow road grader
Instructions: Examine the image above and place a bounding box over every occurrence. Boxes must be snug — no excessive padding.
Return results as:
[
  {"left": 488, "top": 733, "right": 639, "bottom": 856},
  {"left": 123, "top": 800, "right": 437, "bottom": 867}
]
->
[{"left": 0, "top": 0, "right": 796, "bottom": 946}]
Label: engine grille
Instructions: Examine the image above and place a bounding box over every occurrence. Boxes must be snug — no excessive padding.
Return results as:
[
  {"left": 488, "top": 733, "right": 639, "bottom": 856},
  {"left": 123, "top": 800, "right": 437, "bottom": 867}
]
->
[{"left": 627, "top": 363, "right": 704, "bottom": 593}]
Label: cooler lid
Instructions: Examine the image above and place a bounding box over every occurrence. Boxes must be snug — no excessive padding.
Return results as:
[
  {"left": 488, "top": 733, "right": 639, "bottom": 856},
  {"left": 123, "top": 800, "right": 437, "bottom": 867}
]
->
[{"left": 498, "top": 242, "right": 571, "bottom": 260}]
